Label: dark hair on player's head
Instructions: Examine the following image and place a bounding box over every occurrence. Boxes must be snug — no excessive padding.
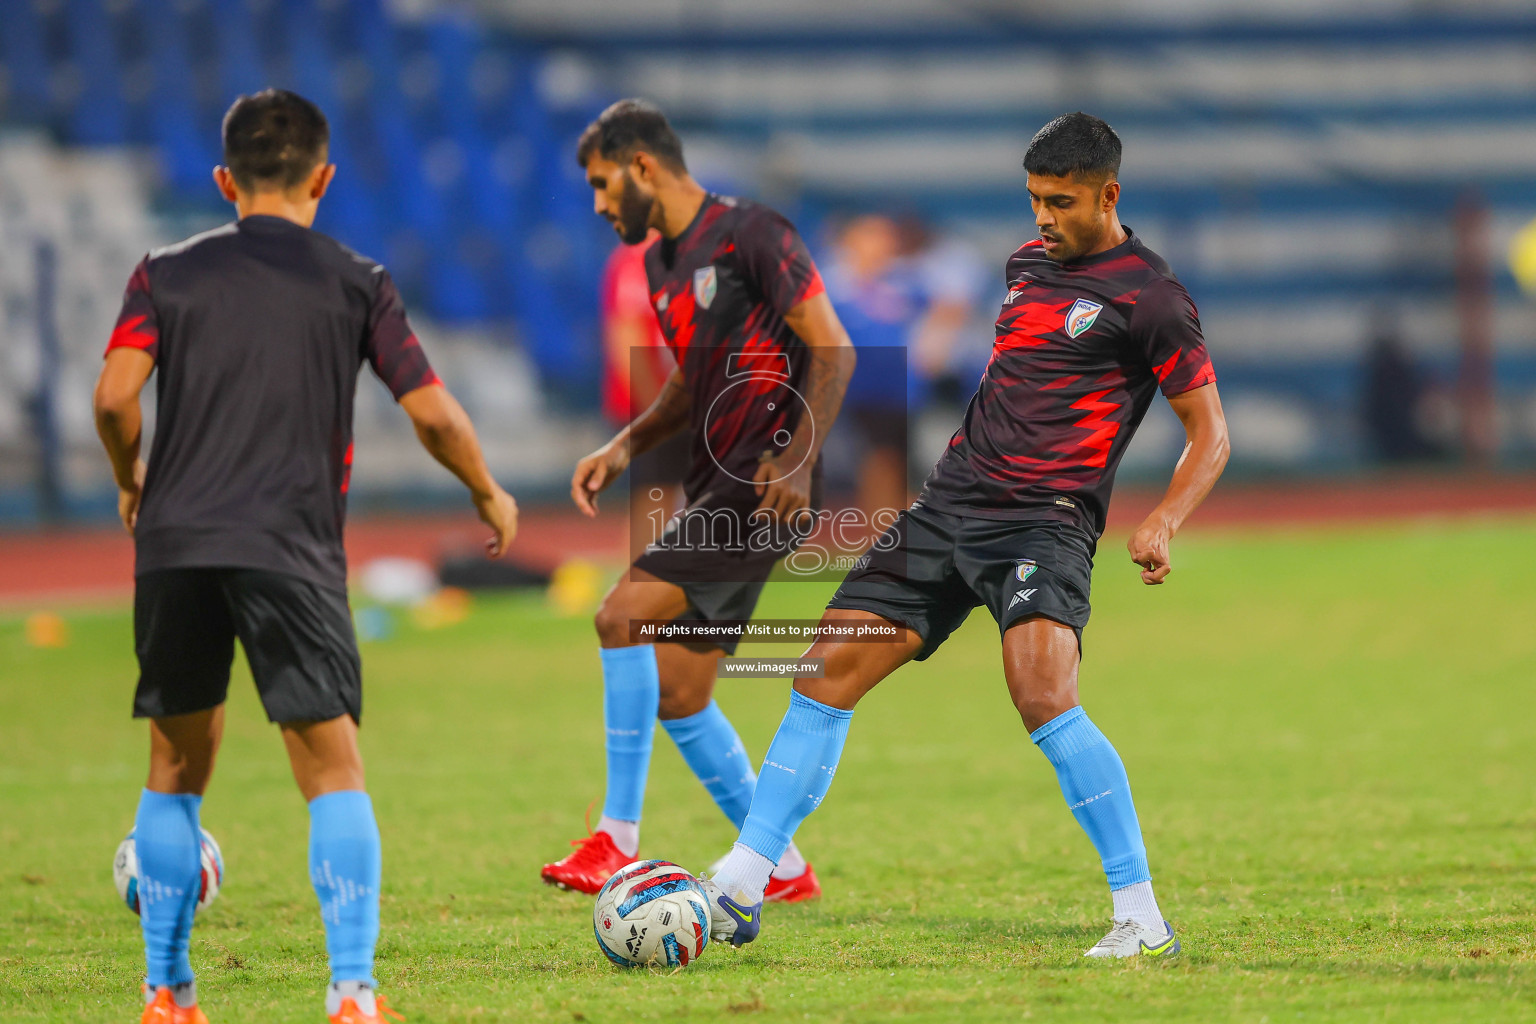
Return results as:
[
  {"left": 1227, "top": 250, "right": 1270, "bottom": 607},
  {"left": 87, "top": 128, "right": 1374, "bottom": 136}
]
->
[
  {"left": 1023, "top": 112, "right": 1121, "bottom": 183},
  {"left": 576, "top": 98, "right": 687, "bottom": 172},
  {"left": 222, "top": 89, "right": 330, "bottom": 192}
]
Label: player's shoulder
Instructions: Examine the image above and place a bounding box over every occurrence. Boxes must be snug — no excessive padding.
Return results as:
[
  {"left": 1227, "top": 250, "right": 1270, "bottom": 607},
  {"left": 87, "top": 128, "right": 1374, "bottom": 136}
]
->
[
  {"left": 147, "top": 219, "right": 387, "bottom": 291},
  {"left": 145, "top": 221, "right": 241, "bottom": 267},
  {"left": 715, "top": 194, "right": 798, "bottom": 237},
  {"left": 307, "top": 227, "right": 390, "bottom": 286},
  {"left": 1123, "top": 232, "right": 1180, "bottom": 286},
  {"left": 1006, "top": 238, "right": 1049, "bottom": 269}
]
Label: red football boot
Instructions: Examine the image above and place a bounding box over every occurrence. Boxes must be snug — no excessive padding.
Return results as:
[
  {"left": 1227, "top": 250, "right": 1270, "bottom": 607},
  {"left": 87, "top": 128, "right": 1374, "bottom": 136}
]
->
[
  {"left": 329, "top": 993, "right": 404, "bottom": 1024},
  {"left": 764, "top": 862, "right": 821, "bottom": 903},
  {"left": 141, "top": 986, "right": 209, "bottom": 1024},
  {"left": 541, "top": 830, "right": 633, "bottom": 894}
]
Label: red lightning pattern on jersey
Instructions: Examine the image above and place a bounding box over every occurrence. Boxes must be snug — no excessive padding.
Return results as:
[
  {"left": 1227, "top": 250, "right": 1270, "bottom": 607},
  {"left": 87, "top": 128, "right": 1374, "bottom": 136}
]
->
[{"left": 1065, "top": 388, "right": 1122, "bottom": 469}]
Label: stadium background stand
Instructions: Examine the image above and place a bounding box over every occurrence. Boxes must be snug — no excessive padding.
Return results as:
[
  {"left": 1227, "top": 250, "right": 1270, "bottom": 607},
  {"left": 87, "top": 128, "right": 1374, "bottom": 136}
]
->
[{"left": 1, "top": 0, "right": 1534, "bottom": 520}]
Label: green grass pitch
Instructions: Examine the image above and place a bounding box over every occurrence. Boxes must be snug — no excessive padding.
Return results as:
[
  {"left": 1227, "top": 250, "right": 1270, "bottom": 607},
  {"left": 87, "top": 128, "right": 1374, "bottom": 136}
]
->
[{"left": 3, "top": 518, "right": 1535, "bottom": 1022}]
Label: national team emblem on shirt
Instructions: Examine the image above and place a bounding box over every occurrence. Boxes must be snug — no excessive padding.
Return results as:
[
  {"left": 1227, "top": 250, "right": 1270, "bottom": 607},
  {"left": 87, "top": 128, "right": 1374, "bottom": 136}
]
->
[
  {"left": 655, "top": 292, "right": 669, "bottom": 312},
  {"left": 1015, "top": 559, "right": 1038, "bottom": 583},
  {"left": 1064, "top": 298, "right": 1104, "bottom": 338},
  {"left": 694, "top": 265, "right": 718, "bottom": 309}
]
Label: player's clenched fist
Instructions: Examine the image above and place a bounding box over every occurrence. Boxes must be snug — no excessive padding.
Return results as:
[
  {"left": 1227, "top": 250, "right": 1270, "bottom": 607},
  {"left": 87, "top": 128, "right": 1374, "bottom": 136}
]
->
[
  {"left": 753, "top": 453, "right": 813, "bottom": 520},
  {"left": 1127, "top": 515, "right": 1173, "bottom": 585},
  {"left": 571, "top": 441, "right": 630, "bottom": 517},
  {"left": 475, "top": 486, "right": 519, "bottom": 557},
  {"left": 117, "top": 458, "right": 147, "bottom": 535}
]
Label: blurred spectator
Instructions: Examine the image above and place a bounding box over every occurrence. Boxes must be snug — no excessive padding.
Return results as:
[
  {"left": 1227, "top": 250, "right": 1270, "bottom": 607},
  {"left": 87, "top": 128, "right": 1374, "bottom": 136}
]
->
[
  {"left": 1361, "top": 311, "right": 1440, "bottom": 462},
  {"left": 822, "top": 214, "right": 921, "bottom": 525},
  {"left": 600, "top": 231, "right": 685, "bottom": 558},
  {"left": 898, "top": 215, "right": 991, "bottom": 406}
]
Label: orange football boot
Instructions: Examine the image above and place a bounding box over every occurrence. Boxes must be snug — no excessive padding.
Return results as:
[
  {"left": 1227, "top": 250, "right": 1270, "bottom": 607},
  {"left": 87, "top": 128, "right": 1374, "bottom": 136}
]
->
[
  {"left": 541, "top": 830, "right": 632, "bottom": 894},
  {"left": 328, "top": 993, "right": 403, "bottom": 1024},
  {"left": 141, "top": 986, "right": 209, "bottom": 1024},
  {"left": 764, "top": 862, "right": 821, "bottom": 903}
]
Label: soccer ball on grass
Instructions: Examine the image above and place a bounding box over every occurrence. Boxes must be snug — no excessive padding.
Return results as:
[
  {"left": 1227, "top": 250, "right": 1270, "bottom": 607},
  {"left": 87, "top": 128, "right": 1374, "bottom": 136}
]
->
[
  {"left": 113, "top": 828, "right": 224, "bottom": 916},
  {"left": 593, "top": 859, "right": 710, "bottom": 968}
]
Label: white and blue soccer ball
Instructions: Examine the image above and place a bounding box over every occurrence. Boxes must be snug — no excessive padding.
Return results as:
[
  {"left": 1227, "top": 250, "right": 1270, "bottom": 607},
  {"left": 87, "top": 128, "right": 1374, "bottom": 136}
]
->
[
  {"left": 593, "top": 859, "right": 710, "bottom": 968},
  {"left": 113, "top": 828, "right": 224, "bottom": 916}
]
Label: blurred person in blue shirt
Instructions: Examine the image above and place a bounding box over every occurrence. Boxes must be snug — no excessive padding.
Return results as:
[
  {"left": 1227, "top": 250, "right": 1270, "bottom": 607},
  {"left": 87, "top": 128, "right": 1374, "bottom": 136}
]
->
[
  {"left": 899, "top": 215, "right": 991, "bottom": 407},
  {"left": 821, "top": 213, "right": 923, "bottom": 526}
]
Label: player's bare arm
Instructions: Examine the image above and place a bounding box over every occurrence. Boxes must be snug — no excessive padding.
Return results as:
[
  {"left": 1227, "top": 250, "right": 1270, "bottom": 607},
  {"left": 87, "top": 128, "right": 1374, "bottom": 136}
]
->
[
  {"left": 572, "top": 365, "right": 689, "bottom": 517},
  {"left": 1127, "top": 382, "right": 1230, "bottom": 585},
  {"left": 753, "top": 292, "right": 856, "bottom": 519},
  {"left": 92, "top": 347, "right": 155, "bottom": 534},
  {"left": 399, "top": 383, "right": 519, "bottom": 556}
]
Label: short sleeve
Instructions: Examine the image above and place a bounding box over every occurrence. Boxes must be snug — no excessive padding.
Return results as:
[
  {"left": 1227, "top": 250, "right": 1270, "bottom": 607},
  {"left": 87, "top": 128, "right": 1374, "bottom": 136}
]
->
[
  {"left": 1129, "top": 276, "right": 1217, "bottom": 397},
  {"left": 736, "top": 209, "right": 825, "bottom": 317},
  {"left": 105, "top": 257, "right": 160, "bottom": 360},
  {"left": 365, "top": 267, "right": 440, "bottom": 400}
]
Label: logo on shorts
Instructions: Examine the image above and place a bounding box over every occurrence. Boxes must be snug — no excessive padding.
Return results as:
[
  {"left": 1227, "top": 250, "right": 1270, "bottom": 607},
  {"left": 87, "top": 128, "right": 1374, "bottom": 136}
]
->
[
  {"left": 1065, "top": 298, "right": 1103, "bottom": 338},
  {"left": 1015, "top": 559, "right": 1038, "bottom": 583},
  {"left": 1008, "top": 588, "right": 1038, "bottom": 610},
  {"left": 694, "top": 265, "right": 718, "bottom": 309}
]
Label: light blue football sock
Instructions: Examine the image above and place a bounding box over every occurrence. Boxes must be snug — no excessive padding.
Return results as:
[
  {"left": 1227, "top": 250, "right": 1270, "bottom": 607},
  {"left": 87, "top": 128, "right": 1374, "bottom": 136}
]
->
[
  {"left": 1031, "top": 706, "right": 1151, "bottom": 890},
  {"left": 737, "top": 691, "right": 854, "bottom": 863},
  {"left": 661, "top": 700, "right": 757, "bottom": 827},
  {"left": 601, "top": 645, "right": 660, "bottom": 823},
  {"left": 309, "top": 790, "right": 381, "bottom": 986},
  {"left": 135, "top": 789, "right": 202, "bottom": 988}
]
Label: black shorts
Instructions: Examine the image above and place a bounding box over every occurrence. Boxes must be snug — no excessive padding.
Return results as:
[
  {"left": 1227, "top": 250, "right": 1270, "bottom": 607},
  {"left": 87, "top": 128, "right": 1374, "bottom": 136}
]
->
[
  {"left": 828, "top": 503, "right": 1095, "bottom": 661},
  {"left": 632, "top": 485, "right": 822, "bottom": 655},
  {"left": 133, "top": 567, "right": 362, "bottom": 723}
]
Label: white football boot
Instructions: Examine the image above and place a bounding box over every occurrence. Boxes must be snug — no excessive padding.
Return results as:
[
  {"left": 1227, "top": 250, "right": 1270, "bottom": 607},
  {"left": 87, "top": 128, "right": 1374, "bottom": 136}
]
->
[
  {"left": 1083, "top": 918, "right": 1180, "bottom": 958},
  {"left": 697, "top": 876, "right": 761, "bottom": 947}
]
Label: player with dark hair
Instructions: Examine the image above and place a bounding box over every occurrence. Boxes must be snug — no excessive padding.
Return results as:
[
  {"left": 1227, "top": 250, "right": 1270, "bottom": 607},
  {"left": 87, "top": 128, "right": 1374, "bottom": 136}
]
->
[
  {"left": 540, "top": 99, "right": 855, "bottom": 900},
  {"left": 94, "top": 88, "right": 518, "bottom": 1024},
  {"left": 701, "top": 112, "right": 1230, "bottom": 959}
]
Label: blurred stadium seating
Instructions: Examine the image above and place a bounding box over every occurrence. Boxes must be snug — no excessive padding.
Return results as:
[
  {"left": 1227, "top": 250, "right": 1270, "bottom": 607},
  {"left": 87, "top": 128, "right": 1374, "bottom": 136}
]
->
[{"left": 2, "top": 0, "right": 1534, "bottom": 521}]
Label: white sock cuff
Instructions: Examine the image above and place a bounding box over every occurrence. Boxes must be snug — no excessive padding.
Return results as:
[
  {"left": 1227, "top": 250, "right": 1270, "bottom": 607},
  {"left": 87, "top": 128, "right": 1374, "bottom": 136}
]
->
[
  {"left": 1110, "top": 879, "right": 1164, "bottom": 931},
  {"left": 711, "top": 842, "right": 774, "bottom": 904},
  {"left": 596, "top": 815, "right": 640, "bottom": 858},
  {"left": 771, "top": 841, "right": 807, "bottom": 880},
  {"left": 326, "top": 981, "right": 375, "bottom": 1016}
]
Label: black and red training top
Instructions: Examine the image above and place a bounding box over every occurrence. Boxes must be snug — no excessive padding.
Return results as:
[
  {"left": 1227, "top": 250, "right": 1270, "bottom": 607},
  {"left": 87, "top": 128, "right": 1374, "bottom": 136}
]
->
[
  {"left": 917, "top": 229, "right": 1217, "bottom": 538},
  {"left": 642, "top": 194, "right": 826, "bottom": 504},
  {"left": 107, "top": 214, "right": 438, "bottom": 590}
]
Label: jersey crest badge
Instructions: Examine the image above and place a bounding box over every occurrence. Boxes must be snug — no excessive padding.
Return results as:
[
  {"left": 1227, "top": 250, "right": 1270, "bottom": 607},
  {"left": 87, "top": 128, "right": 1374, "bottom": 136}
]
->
[
  {"left": 694, "top": 265, "right": 718, "bottom": 309},
  {"left": 1015, "top": 559, "right": 1038, "bottom": 582},
  {"left": 1065, "top": 298, "right": 1103, "bottom": 338},
  {"left": 655, "top": 292, "right": 669, "bottom": 312}
]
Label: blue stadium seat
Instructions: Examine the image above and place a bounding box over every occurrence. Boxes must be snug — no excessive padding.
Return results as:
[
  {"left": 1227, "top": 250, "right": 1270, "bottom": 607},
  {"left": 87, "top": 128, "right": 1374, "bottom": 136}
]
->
[
  {"left": 135, "top": 0, "right": 215, "bottom": 191},
  {"left": 0, "top": 0, "right": 53, "bottom": 124},
  {"left": 63, "top": 0, "right": 130, "bottom": 145}
]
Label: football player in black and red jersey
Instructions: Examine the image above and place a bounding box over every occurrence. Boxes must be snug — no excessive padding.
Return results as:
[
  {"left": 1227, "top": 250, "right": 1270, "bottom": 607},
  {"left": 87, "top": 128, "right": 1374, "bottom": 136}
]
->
[
  {"left": 93, "top": 90, "right": 517, "bottom": 1024},
  {"left": 540, "top": 101, "right": 854, "bottom": 899},
  {"left": 701, "top": 112, "right": 1230, "bottom": 958}
]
